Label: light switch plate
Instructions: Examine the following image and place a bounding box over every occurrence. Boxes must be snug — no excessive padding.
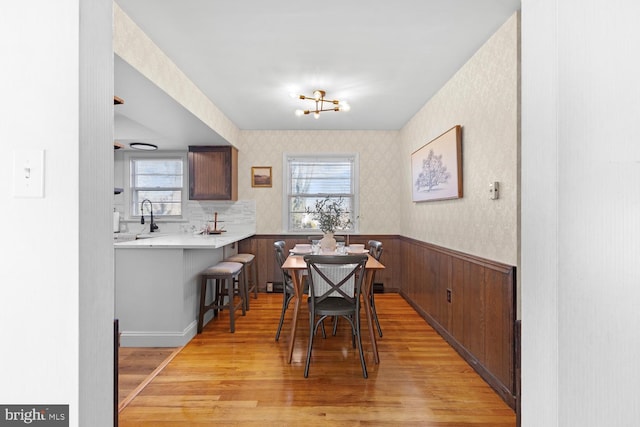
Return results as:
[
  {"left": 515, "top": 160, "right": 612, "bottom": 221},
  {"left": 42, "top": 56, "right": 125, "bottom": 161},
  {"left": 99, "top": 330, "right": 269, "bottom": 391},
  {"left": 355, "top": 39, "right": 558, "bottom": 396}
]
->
[
  {"left": 489, "top": 181, "right": 499, "bottom": 200},
  {"left": 13, "top": 149, "right": 45, "bottom": 198}
]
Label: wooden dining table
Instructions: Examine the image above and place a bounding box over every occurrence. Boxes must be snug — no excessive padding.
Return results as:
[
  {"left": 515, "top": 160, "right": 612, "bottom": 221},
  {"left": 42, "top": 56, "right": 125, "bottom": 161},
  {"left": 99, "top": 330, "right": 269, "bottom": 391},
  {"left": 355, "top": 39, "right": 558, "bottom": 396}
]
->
[{"left": 281, "top": 252, "right": 385, "bottom": 364}]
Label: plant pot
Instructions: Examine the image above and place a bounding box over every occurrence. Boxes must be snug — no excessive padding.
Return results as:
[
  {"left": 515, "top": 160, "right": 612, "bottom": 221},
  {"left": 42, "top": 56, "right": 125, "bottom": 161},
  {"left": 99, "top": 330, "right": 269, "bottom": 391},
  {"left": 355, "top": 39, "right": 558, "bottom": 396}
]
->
[{"left": 320, "top": 232, "right": 337, "bottom": 253}]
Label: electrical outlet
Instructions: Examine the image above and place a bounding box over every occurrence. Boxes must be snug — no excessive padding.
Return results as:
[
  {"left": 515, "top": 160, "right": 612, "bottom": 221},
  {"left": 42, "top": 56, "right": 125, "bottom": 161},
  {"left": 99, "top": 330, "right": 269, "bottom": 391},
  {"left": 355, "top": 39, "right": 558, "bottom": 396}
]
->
[
  {"left": 266, "top": 282, "right": 273, "bottom": 292},
  {"left": 446, "top": 289, "right": 452, "bottom": 303}
]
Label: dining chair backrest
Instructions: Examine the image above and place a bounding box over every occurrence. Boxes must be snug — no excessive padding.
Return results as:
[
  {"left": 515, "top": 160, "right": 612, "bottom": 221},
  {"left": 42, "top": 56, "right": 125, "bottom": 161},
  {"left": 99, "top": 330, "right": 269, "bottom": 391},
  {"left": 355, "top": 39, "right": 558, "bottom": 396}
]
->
[
  {"left": 366, "top": 240, "right": 384, "bottom": 338},
  {"left": 274, "top": 241, "right": 293, "bottom": 287},
  {"left": 368, "top": 240, "right": 383, "bottom": 261},
  {"left": 303, "top": 254, "right": 368, "bottom": 304},
  {"left": 274, "top": 240, "right": 286, "bottom": 266},
  {"left": 311, "top": 263, "right": 356, "bottom": 298}
]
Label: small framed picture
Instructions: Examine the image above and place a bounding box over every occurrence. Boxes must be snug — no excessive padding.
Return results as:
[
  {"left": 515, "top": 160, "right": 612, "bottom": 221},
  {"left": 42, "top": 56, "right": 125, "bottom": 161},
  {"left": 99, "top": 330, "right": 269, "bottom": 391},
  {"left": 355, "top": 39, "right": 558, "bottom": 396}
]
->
[{"left": 251, "top": 166, "right": 272, "bottom": 188}]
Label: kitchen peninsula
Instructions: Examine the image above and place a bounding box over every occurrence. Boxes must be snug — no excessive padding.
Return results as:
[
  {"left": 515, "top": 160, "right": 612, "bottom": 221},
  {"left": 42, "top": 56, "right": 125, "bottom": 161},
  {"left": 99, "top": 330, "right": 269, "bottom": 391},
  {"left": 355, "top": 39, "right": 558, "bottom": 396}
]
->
[{"left": 114, "top": 226, "right": 255, "bottom": 347}]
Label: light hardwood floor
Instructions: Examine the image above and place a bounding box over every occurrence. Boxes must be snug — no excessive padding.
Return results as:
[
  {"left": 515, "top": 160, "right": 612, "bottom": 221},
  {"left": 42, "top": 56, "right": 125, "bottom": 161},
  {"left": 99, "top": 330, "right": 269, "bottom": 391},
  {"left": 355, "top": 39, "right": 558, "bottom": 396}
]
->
[
  {"left": 118, "top": 292, "right": 516, "bottom": 426},
  {"left": 118, "top": 347, "right": 180, "bottom": 409}
]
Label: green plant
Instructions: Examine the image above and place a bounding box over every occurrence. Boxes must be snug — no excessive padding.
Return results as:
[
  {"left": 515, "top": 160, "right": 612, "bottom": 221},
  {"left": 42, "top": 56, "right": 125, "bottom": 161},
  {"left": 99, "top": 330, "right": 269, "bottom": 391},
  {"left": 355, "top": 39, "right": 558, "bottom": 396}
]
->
[{"left": 306, "top": 196, "right": 351, "bottom": 234}]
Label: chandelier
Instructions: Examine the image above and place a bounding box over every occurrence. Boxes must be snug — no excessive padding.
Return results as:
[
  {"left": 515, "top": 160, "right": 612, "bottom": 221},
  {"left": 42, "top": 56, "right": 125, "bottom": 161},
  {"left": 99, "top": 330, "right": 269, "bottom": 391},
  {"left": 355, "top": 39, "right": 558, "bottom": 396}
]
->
[{"left": 294, "top": 89, "right": 350, "bottom": 119}]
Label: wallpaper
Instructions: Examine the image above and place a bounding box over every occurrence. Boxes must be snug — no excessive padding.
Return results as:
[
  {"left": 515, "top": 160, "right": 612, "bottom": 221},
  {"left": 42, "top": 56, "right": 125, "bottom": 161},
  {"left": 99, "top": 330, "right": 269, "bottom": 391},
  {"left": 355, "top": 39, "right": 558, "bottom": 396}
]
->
[
  {"left": 399, "top": 13, "right": 519, "bottom": 265},
  {"left": 236, "top": 130, "right": 402, "bottom": 235}
]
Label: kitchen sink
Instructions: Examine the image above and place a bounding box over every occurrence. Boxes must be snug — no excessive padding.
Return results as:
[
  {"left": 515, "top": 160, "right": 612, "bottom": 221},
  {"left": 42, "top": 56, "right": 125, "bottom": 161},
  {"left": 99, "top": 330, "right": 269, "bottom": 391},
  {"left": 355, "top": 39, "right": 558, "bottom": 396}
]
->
[{"left": 135, "top": 233, "right": 169, "bottom": 240}]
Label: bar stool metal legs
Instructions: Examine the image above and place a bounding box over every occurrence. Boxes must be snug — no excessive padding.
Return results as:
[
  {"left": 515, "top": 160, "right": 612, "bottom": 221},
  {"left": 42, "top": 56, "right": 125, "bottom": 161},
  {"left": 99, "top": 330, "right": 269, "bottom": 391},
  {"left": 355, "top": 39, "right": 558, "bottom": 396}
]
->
[{"left": 197, "top": 261, "right": 245, "bottom": 333}]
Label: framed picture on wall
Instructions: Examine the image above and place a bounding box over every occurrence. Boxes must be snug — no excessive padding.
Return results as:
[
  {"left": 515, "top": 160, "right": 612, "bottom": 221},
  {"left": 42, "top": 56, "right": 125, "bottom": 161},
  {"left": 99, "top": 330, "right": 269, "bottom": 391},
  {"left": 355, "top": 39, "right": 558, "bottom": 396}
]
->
[
  {"left": 411, "top": 125, "right": 462, "bottom": 202},
  {"left": 251, "top": 166, "right": 272, "bottom": 188}
]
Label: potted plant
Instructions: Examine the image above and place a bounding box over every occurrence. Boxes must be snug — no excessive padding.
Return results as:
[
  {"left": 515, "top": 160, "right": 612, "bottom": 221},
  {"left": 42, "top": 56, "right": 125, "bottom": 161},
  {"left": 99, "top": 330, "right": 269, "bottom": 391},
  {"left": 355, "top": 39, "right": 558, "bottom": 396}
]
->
[{"left": 306, "top": 196, "right": 351, "bottom": 252}]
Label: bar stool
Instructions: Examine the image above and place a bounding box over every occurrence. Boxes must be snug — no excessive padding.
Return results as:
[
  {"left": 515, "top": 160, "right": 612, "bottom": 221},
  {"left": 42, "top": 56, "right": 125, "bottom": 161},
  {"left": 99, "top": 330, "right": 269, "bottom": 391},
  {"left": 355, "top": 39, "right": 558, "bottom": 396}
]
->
[
  {"left": 224, "top": 253, "right": 258, "bottom": 311},
  {"left": 197, "top": 261, "right": 245, "bottom": 333}
]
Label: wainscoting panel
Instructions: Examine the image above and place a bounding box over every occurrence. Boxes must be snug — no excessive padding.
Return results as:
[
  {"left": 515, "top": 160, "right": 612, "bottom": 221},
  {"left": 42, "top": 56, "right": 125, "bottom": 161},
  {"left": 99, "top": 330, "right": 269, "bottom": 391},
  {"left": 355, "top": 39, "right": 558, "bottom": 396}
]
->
[
  {"left": 400, "top": 236, "right": 516, "bottom": 408},
  {"left": 239, "top": 234, "right": 516, "bottom": 409}
]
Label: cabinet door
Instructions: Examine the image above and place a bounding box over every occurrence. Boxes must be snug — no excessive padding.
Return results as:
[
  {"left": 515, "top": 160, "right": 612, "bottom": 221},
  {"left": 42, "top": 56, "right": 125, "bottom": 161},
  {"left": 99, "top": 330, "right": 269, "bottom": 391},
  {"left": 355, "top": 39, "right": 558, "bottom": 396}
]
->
[{"left": 188, "top": 146, "right": 238, "bottom": 200}]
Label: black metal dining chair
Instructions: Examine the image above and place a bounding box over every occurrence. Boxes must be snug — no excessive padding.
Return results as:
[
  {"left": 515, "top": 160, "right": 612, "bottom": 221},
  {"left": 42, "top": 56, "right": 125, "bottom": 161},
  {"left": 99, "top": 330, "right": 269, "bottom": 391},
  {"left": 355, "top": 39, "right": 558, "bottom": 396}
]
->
[
  {"left": 367, "top": 240, "right": 384, "bottom": 337},
  {"left": 328, "top": 241, "right": 384, "bottom": 338},
  {"left": 273, "top": 241, "right": 295, "bottom": 341},
  {"left": 274, "top": 242, "right": 326, "bottom": 342},
  {"left": 303, "top": 254, "right": 369, "bottom": 378}
]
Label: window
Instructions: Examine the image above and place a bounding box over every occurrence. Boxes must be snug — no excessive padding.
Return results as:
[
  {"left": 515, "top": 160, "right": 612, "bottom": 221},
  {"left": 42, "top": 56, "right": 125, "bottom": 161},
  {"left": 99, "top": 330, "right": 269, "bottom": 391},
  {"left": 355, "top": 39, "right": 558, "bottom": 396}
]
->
[
  {"left": 128, "top": 155, "right": 185, "bottom": 218},
  {"left": 284, "top": 154, "right": 358, "bottom": 233}
]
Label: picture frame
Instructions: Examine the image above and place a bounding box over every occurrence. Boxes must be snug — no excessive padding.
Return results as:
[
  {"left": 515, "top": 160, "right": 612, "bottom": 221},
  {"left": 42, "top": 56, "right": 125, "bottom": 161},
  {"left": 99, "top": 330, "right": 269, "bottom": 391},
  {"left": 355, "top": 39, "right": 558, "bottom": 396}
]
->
[
  {"left": 411, "top": 125, "right": 462, "bottom": 202},
  {"left": 251, "top": 166, "right": 272, "bottom": 188}
]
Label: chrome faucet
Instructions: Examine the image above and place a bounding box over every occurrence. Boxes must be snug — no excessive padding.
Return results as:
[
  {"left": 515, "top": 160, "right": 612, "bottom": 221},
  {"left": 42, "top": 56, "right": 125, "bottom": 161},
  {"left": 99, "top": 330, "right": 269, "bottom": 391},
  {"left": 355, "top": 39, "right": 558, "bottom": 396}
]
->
[{"left": 140, "top": 199, "right": 159, "bottom": 233}]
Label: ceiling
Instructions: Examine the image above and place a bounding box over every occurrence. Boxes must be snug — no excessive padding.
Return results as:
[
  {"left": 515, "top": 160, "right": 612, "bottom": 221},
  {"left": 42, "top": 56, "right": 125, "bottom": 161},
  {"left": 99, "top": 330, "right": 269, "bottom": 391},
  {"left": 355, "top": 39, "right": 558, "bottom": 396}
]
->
[
  {"left": 114, "top": 0, "right": 520, "bottom": 149},
  {"left": 114, "top": 57, "right": 229, "bottom": 148}
]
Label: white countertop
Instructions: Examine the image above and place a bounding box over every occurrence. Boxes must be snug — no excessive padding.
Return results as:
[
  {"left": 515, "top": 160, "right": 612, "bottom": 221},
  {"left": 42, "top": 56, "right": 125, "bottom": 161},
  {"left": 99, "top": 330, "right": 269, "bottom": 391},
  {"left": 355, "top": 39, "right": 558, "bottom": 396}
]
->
[{"left": 114, "top": 227, "right": 255, "bottom": 249}]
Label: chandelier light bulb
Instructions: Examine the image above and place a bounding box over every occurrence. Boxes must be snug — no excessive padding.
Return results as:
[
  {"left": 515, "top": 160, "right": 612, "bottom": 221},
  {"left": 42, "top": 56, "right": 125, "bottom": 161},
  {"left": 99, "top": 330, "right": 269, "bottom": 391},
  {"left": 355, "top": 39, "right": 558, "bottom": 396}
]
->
[
  {"left": 295, "top": 109, "right": 304, "bottom": 117},
  {"left": 313, "top": 112, "right": 320, "bottom": 119}
]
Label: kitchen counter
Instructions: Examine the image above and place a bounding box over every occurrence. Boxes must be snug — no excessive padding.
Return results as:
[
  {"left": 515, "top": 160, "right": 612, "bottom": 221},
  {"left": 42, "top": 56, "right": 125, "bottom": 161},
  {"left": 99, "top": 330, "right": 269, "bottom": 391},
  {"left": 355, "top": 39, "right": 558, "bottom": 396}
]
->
[
  {"left": 114, "top": 226, "right": 255, "bottom": 249},
  {"left": 115, "top": 225, "right": 255, "bottom": 347}
]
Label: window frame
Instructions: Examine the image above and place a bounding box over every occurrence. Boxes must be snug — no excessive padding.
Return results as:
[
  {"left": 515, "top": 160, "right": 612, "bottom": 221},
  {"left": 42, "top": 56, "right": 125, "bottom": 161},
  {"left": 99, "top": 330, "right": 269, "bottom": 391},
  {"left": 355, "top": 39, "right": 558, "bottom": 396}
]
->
[
  {"left": 282, "top": 153, "right": 359, "bottom": 233},
  {"left": 123, "top": 151, "right": 188, "bottom": 222}
]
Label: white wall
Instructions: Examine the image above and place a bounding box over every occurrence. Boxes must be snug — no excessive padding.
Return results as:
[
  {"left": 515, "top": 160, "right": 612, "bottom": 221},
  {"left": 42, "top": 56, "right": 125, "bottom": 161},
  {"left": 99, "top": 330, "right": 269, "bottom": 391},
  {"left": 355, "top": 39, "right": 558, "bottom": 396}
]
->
[
  {"left": 0, "top": 0, "right": 80, "bottom": 413},
  {"left": 521, "top": 0, "right": 558, "bottom": 423},
  {"left": 0, "top": 1, "right": 113, "bottom": 425},
  {"left": 400, "top": 13, "right": 520, "bottom": 267},
  {"left": 522, "top": 0, "right": 640, "bottom": 426}
]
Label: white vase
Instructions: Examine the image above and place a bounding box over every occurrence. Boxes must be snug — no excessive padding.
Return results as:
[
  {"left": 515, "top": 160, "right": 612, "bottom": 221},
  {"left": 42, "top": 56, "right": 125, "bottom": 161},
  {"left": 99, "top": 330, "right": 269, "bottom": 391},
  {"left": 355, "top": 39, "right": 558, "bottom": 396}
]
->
[{"left": 320, "top": 232, "right": 337, "bottom": 253}]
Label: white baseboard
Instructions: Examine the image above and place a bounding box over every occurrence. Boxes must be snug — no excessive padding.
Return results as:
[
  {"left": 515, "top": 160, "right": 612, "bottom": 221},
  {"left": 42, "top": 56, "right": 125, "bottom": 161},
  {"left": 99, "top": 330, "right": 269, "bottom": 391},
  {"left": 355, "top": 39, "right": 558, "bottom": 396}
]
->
[{"left": 119, "top": 318, "right": 205, "bottom": 347}]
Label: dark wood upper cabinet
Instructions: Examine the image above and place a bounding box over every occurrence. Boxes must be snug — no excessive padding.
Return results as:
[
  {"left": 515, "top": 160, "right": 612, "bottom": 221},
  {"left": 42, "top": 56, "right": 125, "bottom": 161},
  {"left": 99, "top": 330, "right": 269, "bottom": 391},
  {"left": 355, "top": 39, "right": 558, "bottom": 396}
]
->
[{"left": 188, "top": 145, "right": 238, "bottom": 200}]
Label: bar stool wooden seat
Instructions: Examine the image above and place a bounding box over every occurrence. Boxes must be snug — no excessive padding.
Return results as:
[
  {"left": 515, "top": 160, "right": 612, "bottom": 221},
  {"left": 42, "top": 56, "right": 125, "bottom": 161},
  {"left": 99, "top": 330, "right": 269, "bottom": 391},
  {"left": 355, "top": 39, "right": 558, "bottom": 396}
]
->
[
  {"left": 224, "top": 253, "right": 258, "bottom": 310},
  {"left": 197, "top": 261, "right": 245, "bottom": 333}
]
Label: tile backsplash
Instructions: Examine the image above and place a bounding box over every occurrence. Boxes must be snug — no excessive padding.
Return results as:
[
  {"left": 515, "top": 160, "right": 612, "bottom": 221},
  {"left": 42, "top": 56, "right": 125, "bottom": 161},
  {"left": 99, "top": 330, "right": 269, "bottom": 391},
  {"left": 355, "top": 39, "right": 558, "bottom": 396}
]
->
[{"left": 114, "top": 199, "right": 256, "bottom": 234}]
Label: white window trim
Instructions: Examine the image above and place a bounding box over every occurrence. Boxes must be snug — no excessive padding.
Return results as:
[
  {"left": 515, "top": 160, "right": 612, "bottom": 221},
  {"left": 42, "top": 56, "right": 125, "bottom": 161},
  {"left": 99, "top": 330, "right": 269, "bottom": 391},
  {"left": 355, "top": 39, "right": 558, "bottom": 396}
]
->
[
  {"left": 282, "top": 152, "right": 359, "bottom": 233},
  {"left": 123, "top": 150, "right": 188, "bottom": 222}
]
